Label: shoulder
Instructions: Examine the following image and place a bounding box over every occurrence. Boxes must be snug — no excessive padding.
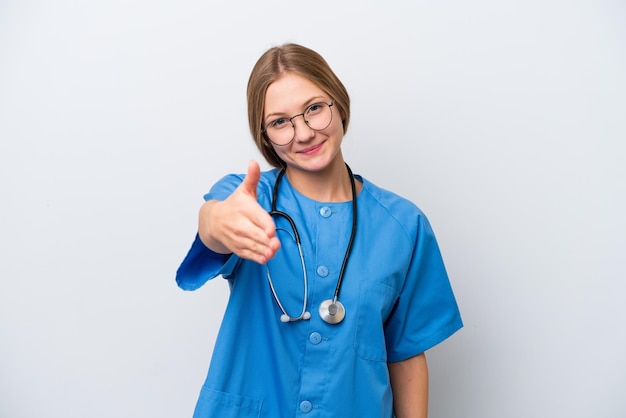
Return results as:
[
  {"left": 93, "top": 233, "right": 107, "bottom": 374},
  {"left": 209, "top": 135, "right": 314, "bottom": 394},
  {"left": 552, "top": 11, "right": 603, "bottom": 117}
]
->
[
  {"left": 358, "top": 175, "right": 425, "bottom": 220},
  {"left": 357, "top": 175, "right": 431, "bottom": 241}
]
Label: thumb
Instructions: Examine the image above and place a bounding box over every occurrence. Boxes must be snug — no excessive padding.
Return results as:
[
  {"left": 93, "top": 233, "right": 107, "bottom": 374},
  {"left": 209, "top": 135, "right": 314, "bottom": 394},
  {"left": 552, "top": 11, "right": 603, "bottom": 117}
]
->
[{"left": 240, "top": 160, "right": 261, "bottom": 198}]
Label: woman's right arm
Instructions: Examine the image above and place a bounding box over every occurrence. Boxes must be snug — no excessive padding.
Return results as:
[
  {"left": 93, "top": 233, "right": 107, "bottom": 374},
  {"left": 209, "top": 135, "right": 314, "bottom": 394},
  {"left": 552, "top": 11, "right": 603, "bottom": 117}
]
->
[{"left": 198, "top": 160, "right": 281, "bottom": 265}]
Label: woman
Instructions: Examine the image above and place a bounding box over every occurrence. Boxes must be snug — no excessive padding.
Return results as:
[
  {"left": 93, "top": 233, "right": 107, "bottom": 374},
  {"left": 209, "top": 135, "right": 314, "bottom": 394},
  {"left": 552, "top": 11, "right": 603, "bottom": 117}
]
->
[{"left": 176, "top": 43, "right": 462, "bottom": 418}]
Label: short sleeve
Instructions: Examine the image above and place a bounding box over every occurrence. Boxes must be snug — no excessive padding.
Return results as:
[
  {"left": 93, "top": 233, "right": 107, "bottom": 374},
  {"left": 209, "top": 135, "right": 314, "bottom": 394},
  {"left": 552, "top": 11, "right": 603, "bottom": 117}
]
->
[
  {"left": 203, "top": 173, "right": 245, "bottom": 201},
  {"left": 175, "top": 234, "right": 241, "bottom": 291},
  {"left": 384, "top": 214, "right": 463, "bottom": 362}
]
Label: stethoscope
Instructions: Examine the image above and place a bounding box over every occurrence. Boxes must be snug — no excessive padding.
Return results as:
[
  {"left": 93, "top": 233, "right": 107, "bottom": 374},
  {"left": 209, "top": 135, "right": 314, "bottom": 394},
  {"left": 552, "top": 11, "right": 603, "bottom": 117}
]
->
[{"left": 265, "top": 163, "right": 357, "bottom": 325}]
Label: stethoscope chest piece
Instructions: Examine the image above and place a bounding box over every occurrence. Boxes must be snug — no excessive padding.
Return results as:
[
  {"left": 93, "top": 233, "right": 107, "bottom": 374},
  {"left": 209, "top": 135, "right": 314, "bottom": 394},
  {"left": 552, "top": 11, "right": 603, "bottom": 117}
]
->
[{"left": 319, "top": 299, "right": 345, "bottom": 324}]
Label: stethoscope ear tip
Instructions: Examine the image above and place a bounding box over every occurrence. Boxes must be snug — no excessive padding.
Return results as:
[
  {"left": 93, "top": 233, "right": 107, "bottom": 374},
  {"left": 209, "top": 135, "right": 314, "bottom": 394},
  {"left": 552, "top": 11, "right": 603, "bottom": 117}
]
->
[
  {"left": 280, "top": 314, "right": 290, "bottom": 323},
  {"left": 303, "top": 311, "right": 311, "bottom": 320}
]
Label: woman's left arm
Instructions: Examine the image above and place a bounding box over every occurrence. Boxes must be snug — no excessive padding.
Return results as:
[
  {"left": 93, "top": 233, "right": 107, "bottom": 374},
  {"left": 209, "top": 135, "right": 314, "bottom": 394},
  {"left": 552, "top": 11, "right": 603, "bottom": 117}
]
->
[{"left": 388, "top": 352, "right": 429, "bottom": 418}]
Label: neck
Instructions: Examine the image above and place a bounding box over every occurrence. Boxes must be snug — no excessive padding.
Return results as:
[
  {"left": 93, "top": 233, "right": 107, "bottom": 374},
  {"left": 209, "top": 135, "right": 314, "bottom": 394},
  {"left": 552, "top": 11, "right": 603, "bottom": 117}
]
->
[{"left": 285, "top": 158, "right": 358, "bottom": 202}]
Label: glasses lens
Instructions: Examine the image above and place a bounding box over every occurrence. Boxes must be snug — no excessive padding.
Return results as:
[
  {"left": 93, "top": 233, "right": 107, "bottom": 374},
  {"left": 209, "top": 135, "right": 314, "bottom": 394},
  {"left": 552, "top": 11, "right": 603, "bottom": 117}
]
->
[
  {"left": 304, "top": 102, "right": 333, "bottom": 131},
  {"left": 265, "top": 117, "right": 294, "bottom": 146}
]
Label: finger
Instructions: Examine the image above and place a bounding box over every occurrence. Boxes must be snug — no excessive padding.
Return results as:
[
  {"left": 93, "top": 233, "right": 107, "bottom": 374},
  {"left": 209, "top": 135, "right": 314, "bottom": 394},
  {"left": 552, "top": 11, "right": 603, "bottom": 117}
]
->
[
  {"left": 239, "top": 160, "right": 261, "bottom": 198},
  {"left": 226, "top": 216, "right": 276, "bottom": 252},
  {"left": 268, "top": 235, "right": 281, "bottom": 254},
  {"left": 229, "top": 229, "right": 279, "bottom": 264}
]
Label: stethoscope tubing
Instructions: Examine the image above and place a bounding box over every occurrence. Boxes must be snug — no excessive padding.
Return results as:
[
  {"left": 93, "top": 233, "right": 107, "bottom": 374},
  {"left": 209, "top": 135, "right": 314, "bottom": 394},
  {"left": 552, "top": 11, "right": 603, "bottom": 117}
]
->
[
  {"left": 331, "top": 164, "right": 357, "bottom": 303},
  {"left": 266, "top": 209, "right": 310, "bottom": 322}
]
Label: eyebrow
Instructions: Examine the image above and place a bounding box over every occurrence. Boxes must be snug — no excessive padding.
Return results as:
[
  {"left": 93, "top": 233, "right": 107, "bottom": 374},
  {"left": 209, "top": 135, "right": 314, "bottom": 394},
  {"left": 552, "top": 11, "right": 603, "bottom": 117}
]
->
[{"left": 264, "top": 96, "right": 330, "bottom": 122}]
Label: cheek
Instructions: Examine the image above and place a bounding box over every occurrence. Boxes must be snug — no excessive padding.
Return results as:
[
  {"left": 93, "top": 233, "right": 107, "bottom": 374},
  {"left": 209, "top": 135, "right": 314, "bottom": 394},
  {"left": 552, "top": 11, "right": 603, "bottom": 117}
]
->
[
  {"left": 271, "top": 144, "right": 290, "bottom": 158},
  {"left": 330, "top": 118, "right": 345, "bottom": 137}
]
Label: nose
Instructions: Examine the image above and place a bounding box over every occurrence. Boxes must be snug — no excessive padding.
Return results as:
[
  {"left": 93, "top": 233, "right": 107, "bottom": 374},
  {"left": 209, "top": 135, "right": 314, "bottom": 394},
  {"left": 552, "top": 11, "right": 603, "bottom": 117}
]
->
[{"left": 291, "top": 115, "right": 315, "bottom": 142}]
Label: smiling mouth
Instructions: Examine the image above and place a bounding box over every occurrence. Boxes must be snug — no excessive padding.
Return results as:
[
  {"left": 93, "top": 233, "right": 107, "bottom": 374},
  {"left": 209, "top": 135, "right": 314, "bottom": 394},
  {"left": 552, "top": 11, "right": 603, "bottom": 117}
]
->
[{"left": 298, "top": 142, "right": 324, "bottom": 154}]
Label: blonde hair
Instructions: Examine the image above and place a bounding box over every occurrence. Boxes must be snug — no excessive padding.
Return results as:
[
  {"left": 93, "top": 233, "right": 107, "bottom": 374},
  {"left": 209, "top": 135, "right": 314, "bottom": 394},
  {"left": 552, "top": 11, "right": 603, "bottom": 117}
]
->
[{"left": 247, "top": 43, "right": 350, "bottom": 168}]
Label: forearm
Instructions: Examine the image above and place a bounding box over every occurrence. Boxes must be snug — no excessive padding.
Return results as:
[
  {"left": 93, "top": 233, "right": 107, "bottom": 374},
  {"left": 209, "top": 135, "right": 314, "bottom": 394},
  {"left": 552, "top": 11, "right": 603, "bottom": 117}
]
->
[
  {"left": 388, "top": 352, "right": 429, "bottom": 418},
  {"left": 198, "top": 200, "right": 231, "bottom": 254}
]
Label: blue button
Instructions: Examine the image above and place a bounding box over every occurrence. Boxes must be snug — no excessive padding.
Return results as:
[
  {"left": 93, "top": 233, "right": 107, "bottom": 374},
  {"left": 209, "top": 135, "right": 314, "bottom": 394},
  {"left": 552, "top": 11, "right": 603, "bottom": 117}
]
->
[
  {"left": 319, "top": 206, "right": 332, "bottom": 218},
  {"left": 317, "top": 265, "right": 329, "bottom": 277},
  {"left": 309, "top": 332, "right": 322, "bottom": 345},
  {"left": 300, "top": 400, "right": 313, "bottom": 413}
]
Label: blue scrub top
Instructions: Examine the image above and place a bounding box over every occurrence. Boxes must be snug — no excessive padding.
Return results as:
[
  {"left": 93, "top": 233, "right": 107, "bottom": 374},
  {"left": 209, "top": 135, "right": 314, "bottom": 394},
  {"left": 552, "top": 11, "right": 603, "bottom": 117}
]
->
[{"left": 176, "top": 169, "right": 463, "bottom": 418}]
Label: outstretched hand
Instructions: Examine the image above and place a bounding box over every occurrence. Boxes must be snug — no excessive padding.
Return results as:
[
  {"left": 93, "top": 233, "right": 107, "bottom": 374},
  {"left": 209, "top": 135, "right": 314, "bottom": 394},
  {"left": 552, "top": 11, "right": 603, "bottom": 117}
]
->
[{"left": 199, "top": 160, "right": 281, "bottom": 264}]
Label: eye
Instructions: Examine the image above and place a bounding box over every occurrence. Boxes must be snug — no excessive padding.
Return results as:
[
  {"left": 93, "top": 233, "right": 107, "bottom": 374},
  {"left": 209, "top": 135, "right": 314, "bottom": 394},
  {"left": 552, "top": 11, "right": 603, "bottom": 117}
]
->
[
  {"left": 268, "top": 118, "right": 290, "bottom": 130},
  {"left": 306, "top": 103, "right": 324, "bottom": 115}
]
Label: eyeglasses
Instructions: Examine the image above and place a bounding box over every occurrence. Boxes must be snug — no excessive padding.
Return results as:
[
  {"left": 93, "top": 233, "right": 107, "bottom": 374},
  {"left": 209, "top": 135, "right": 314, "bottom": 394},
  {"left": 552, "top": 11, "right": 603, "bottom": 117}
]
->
[{"left": 262, "top": 100, "right": 335, "bottom": 146}]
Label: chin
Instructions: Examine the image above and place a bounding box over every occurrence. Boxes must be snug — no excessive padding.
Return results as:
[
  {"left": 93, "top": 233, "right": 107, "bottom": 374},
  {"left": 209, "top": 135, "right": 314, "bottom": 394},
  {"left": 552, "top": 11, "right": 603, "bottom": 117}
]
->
[
  {"left": 286, "top": 162, "right": 327, "bottom": 173},
  {"left": 294, "top": 157, "right": 341, "bottom": 174}
]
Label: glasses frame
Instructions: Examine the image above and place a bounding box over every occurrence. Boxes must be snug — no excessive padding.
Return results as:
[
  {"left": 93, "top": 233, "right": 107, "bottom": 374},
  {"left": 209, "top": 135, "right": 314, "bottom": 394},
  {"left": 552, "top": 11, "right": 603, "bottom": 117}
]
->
[{"left": 262, "top": 100, "right": 335, "bottom": 146}]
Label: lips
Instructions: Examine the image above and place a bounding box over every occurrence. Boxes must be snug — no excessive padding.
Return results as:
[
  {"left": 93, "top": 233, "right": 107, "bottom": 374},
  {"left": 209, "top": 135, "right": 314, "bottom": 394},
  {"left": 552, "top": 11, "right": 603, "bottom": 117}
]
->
[{"left": 297, "top": 142, "right": 324, "bottom": 155}]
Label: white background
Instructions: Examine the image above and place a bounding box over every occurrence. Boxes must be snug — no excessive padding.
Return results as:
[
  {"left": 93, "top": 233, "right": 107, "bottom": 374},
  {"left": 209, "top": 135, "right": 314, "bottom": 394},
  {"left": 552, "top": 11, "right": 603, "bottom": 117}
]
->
[{"left": 1, "top": 1, "right": 625, "bottom": 417}]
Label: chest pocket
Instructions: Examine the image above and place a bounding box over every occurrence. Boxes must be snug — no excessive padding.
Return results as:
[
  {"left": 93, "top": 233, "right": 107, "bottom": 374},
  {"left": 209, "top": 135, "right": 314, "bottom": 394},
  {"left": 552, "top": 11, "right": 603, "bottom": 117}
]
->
[
  {"left": 353, "top": 282, "right": 399, "bottom": 362},
  {"left": 194, "top": 386, "right": 262, "bottom": 418}
]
